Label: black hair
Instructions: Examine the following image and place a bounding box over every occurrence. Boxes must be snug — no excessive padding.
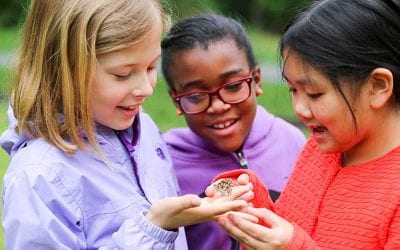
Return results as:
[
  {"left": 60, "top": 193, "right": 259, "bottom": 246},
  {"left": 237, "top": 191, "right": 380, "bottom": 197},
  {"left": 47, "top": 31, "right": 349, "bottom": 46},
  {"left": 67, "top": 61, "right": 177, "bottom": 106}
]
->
[
  {"left": 280, "top": 0, "right": 400, "bottom": 123},
  {"left": 161, "top": 13, "right": 257, "bottom": 89}
]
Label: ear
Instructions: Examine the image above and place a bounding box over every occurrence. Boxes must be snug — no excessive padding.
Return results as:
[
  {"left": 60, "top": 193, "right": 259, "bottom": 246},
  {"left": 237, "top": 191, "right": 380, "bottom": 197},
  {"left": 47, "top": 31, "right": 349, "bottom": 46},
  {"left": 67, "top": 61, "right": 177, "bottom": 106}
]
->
[
  {"left": 367, "top": 68, "right": 393, "bottom": 109},
  {"left": 252, "top": 66, "right": 263, "bottom": 96},
  {"left": 168, "top": 89, "right": 183, "bottom": 116}
]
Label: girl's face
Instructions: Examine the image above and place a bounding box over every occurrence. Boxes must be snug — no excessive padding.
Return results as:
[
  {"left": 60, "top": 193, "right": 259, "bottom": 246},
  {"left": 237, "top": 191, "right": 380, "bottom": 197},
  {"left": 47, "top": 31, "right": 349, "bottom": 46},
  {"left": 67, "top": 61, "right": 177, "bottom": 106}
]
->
[
  {"left": 283, "top": 51, "right": 374, "bottom": 161},
  {"left": 169, "top": 39, "right": 262, "bottom": 153},
  {"left": 92, "top": 25, "right": 162, "bottom": 130}
]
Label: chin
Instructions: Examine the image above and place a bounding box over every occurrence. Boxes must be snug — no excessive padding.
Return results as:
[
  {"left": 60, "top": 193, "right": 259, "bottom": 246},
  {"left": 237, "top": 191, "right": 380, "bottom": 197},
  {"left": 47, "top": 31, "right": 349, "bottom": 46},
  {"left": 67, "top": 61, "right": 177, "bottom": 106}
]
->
[
  {"left": 215, "top": 143, "right": 242, "bottom": 153},
  {"left": 108, "top": 121, "right": 135, "bottom": 131}
]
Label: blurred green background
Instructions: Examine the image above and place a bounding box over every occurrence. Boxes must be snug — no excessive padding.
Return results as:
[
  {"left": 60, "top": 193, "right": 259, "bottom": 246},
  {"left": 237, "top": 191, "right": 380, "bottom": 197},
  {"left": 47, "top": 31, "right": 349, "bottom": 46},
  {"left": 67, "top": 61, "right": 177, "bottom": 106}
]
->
[{"left": 0, "top": 0, "right": 311, "bottom": 248}]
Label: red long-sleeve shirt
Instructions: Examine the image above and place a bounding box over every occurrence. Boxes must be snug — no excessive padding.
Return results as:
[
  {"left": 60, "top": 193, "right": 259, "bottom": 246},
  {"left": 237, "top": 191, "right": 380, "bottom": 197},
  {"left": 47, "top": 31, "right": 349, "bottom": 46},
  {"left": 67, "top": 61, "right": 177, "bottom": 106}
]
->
[{"left": 214, "top": 137, "right": 400, "bottom": 249}]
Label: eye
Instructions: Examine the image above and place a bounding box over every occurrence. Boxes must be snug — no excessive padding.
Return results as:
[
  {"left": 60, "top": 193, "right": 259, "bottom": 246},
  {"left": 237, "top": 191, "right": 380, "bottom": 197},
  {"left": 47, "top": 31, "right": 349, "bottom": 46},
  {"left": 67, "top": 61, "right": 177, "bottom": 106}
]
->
[
  {"left": 223, "top": 81, "right": 243, "bottom": 92},
  {"left": 112, "top": 73, "right": 130, "bottom": 80},
  {"left": 148, "top": 65, "right": 157, "bottom": 72},
  {"left": 182, "top": 93, "right": 208, "bottom": 104},
  {"left": 288, "top": 87, "right": 297, "bottom": 94},
  {"left": 308, "top": 93, "right": 323, "bottom": 99}
]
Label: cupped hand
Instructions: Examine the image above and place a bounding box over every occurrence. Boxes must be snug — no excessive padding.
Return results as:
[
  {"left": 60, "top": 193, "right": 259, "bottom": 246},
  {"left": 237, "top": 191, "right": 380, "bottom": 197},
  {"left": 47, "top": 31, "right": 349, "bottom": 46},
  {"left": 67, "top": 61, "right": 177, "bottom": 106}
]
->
[
  {"left": 205, "top": 173, "right": 253, "bottom": 200},
  {"left": 218, "top": 207, "right": 294, "bottom": 250},
  {"left": 146, "top": 184, "right": 252, "bottom": 230}
]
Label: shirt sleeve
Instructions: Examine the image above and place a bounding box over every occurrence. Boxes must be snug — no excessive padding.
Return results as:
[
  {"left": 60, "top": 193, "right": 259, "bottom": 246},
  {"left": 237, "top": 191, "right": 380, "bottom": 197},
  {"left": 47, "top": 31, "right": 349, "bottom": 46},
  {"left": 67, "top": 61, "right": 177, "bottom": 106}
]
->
[
  {"left": 285, "top": 224, "right": 320, "bottom": 250},
  {"left": 385, "top": 205, "right": 400, "bottom": 248}
]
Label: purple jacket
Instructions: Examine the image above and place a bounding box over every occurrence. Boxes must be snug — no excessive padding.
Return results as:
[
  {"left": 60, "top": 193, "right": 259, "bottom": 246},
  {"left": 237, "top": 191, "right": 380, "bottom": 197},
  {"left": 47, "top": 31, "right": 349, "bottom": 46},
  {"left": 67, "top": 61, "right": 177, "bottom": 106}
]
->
[
  {"left": 164, "top": 105, "right": 306, "bottom": 250},
  {"left": 0, "top": 108, "right": 188, "bottom": 250}
]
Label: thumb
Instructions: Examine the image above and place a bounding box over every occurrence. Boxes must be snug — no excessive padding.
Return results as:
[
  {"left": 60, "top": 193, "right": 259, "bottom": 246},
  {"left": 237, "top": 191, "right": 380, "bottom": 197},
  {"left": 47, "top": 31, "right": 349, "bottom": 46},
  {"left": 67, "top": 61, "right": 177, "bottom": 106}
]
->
[{"left": 168, "top": 194, "right": 201, "bottom": 213}]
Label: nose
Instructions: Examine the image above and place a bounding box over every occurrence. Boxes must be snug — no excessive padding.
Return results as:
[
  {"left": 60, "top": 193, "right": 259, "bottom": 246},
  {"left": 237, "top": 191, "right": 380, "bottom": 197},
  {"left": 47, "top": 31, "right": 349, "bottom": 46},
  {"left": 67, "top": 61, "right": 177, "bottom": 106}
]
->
[
  {"left": 293, "top": 97, "right": 312, "bottom": 120},
  {"left": 131, "top": 73, "right": 155, "bottom": 98},
  {"left": 207, "top": 95, "right": 230, "bottom": 114}
]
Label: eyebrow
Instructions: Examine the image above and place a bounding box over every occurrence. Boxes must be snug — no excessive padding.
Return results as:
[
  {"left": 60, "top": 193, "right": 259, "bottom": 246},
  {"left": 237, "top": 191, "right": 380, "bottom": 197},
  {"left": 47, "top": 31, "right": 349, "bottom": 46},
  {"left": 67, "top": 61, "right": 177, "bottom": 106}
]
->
[
  {"left": 180, "top": 68, "right": 246, "bottom": 91},
  {"left": 107, "top": 54, "right": 161, "bottom": 69},
  {"left": 282, "top": 72, "right": 310, "bottom": 86}
]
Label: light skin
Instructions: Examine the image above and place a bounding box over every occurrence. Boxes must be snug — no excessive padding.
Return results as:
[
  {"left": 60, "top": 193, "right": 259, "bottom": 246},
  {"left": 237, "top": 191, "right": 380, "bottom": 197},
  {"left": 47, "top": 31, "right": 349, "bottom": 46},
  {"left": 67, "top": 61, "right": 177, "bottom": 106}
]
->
[
  {"left": 92, "top": 24, "right": 255, "bottom": 231},
  {"left": 169, "top": 39, "right": 263, "bottom": 153},
  {"left": 283, "top": 51, "right": 400, "bottom": 167},
  {"left": 93, "top": 25, "right": 161, "bottom": 131},
  {"left": 212, "top": 51, "right": 400, "bottom": 248}
]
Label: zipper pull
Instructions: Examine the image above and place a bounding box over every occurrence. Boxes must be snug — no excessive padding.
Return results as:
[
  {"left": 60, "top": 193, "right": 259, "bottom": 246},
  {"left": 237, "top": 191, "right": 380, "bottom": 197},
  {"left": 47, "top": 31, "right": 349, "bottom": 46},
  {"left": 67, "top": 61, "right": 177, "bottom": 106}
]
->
[{"left": 236, "top": 150, "right": 248, "bottom": 169}]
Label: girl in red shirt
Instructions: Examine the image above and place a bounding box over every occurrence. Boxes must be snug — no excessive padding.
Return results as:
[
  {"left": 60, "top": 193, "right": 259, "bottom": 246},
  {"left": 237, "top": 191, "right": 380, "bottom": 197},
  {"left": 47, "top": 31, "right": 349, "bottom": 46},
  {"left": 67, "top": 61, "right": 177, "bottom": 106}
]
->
[{"left": 211, "top": 0, "right": 400, "bottom": 249}]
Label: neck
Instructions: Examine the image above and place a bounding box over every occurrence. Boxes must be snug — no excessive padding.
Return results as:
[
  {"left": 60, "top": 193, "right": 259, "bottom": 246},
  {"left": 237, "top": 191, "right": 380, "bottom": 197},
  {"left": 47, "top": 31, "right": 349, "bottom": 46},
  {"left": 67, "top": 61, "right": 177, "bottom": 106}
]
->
[{"left": 342, "top": 108, "right": 400, "bottom": 167}]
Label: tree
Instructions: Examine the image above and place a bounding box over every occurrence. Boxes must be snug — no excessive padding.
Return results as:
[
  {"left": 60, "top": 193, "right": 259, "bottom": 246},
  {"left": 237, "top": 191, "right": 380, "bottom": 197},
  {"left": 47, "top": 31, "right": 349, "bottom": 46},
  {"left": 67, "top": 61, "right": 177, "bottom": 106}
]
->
[{"left": 0, "top": 0, "right": 29, "bottom": 27}]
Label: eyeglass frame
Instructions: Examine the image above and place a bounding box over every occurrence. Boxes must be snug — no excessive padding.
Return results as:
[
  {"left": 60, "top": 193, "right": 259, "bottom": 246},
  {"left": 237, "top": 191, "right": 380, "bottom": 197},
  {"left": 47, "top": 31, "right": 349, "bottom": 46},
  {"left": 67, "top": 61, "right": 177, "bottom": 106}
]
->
[{"left": 172, "top": 69, "right": 255, "bottom": 115}]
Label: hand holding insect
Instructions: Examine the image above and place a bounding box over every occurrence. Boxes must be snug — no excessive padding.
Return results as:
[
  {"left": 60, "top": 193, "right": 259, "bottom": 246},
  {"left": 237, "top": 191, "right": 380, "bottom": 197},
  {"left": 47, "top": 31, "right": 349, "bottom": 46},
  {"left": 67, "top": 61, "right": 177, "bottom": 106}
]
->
[
  {"left": 146, "top": 179, "right": 253, "bottom": 230},
  {"left": 206, "top": 172, "right": 253, "bottom": 201}
]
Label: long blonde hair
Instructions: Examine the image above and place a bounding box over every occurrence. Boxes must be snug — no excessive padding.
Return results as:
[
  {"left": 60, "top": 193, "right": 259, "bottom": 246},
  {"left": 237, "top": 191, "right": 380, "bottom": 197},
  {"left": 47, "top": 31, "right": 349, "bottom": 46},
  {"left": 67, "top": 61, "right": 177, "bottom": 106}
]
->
[{"left": 12, "top": 0, "right": 170, "bottom": 155}]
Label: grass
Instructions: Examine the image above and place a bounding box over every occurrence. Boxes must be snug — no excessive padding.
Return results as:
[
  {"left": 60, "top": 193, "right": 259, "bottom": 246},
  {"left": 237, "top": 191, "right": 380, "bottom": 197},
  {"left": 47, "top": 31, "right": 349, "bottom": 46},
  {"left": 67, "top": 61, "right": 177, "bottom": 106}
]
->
[
  {"left": 248, "top": 28, "right": 281, "bottom": 63},
  {"left": 0, "top": 26, "right": 19, "bottom": 53}
]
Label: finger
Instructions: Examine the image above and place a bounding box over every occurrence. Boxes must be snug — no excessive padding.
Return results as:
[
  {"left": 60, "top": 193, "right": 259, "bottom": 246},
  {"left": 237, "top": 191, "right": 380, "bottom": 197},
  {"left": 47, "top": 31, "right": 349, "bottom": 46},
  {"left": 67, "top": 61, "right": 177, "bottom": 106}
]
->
[
  {"left": 218, "top": 215, "right": 247, "bottom": 240},
  {"left": 245, "top": 207, "right": 279, "bottom": 226},
  {"left": 219, "top": 215, "right": 258, "bottom": 248},
  {"left": 235, "top": 190, "right": 254, "bottom": 202},
  {"left": 164, "top": 195, "right": 201, "bottom": 214},
  {"left": 228, "top": 211, "right": 259, "bottom": 223},
  {"left": 229, "top": 185, "right": 252, "bottom": 200},
  {"left": 237, "top": 173, "right": 250, "bottom": 185},
  {"left": 204, "top": 185, "right": 216, "bottom": 197},
  {"left": 206, "top": 199, "right": 248, "bottom": 219},
  {"left": 228, "top": 211, "right": 273, "bottom": 242}
]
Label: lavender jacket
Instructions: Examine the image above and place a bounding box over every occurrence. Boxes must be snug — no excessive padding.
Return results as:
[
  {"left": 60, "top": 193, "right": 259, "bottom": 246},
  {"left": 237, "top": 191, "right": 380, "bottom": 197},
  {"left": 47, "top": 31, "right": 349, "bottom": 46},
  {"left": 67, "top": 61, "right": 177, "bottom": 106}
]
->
[
  {"left": 0, "top": 108, "right": 188, "bottom": 250},
  {"left": 164, "top": 105, "right": 306, "bottom": 250}
]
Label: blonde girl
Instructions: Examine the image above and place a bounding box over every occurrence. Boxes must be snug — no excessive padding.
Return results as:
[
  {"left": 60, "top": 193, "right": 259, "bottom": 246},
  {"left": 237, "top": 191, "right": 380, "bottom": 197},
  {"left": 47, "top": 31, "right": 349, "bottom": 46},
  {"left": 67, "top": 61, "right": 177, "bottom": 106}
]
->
[{"left": 0, "top": 0, "right": 250, "bottom": 249}]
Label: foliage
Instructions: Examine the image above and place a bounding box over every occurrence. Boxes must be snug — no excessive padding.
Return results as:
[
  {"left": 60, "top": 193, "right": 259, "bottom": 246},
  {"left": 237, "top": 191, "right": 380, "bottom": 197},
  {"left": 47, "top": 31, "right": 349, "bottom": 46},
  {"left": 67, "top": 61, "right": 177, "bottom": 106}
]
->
[
  {"left": 0, "top": 0, "right": 29, "bottom": 27},
  {"left": 165, "top": 0, "right": 312, "bottom": 32},
  {"left": 1, "top": 0, "right": 312, "bottom": 33}
]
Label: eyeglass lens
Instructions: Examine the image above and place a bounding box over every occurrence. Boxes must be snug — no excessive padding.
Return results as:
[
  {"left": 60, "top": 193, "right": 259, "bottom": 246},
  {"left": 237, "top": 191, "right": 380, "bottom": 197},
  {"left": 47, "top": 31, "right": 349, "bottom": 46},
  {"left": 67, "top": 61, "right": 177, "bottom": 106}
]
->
[{"left": 179, "top": 78, "right": 251, "bottom": 114}]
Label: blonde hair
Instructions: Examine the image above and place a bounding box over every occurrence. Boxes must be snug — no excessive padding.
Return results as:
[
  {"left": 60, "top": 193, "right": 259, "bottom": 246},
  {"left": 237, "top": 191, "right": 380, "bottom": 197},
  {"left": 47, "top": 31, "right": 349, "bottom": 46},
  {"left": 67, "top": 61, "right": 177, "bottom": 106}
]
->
[{"left": 12, "top": 0, "right": 170, "bottom": 155}]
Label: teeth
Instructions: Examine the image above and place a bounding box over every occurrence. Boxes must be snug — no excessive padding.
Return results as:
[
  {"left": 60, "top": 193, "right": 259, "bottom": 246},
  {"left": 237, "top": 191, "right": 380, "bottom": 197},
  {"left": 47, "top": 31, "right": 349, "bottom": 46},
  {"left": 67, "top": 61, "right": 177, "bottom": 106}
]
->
[
  {"left": 313, "top": 126, "right": 326, "bottom": 133},
  {"left": 213, "top": 120, "right": 234, "bottom": 129}
]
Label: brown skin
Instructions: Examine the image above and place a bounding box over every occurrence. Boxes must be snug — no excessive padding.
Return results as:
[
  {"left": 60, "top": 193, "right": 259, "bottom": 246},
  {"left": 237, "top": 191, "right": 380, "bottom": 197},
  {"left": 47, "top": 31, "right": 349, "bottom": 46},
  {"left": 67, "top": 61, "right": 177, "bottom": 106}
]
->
[{"left": 168, "top": 39, "right": 262, "bottom": 153}]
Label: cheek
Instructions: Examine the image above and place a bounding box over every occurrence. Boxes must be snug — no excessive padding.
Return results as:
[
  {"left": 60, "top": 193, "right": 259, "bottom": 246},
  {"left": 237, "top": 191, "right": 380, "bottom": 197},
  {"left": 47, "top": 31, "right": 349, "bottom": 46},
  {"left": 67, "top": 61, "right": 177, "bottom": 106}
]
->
[
  {"left": 149, "top": 70, "right": 158, "bottom": 89},
  {"left": 184, "top": 115, "right": 205, "bottom": 133}
]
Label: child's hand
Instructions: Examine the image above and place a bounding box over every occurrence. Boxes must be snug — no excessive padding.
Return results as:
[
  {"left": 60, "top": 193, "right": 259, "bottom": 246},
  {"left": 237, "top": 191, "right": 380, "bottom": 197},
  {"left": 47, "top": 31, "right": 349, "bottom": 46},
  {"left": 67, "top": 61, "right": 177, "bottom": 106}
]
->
[
  {"left": 218, "top": 207, "right": 294, "bottom": 249},
  {"left": 205, "top": 173, "right": 253, "bottom": 202},
  {"left": 146, "top": 184, "right": 252, "bottom": 230}
]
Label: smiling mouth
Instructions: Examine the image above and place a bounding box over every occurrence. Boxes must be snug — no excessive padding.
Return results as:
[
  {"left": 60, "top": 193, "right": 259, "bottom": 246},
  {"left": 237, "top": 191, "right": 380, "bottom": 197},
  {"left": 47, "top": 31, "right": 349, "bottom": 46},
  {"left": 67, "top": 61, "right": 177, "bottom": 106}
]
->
[
  {"left": 119, "top": 105, "right": 138, "bottom": 110},
  {"left": 211, "top": 119, "right": 236, "bottom": 129},
  {"left": 312, "top": 125, "right": 327, "bottom": 133}
]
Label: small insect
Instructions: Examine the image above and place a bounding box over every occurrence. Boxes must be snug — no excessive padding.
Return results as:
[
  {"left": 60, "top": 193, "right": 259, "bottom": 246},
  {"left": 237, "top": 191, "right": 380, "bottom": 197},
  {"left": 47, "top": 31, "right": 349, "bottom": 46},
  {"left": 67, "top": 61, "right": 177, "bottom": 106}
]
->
[{"left": 213, "top": 178, "right": 233, "bottom": 196}]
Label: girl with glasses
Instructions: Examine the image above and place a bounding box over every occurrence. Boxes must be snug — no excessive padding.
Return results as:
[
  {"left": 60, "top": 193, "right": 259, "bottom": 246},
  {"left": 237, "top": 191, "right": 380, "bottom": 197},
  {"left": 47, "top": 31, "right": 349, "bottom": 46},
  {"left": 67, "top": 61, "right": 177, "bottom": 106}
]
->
[
  {"left": 161, "top": 13, "right": 306, "bottom": 250},
  {"left": 0, "top": 1, "right": 252, "bottom": 249}
]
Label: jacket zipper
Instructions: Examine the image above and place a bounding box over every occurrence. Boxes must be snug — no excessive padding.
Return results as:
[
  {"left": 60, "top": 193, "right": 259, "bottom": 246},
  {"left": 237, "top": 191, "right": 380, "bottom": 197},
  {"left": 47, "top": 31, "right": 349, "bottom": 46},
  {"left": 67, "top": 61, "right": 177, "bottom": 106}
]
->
[
  {"left": 231, "top": 150, "right": 248, "bottom": 250},
  {"left": 235, "top": 150, "right": 248, "bottom": 169}
]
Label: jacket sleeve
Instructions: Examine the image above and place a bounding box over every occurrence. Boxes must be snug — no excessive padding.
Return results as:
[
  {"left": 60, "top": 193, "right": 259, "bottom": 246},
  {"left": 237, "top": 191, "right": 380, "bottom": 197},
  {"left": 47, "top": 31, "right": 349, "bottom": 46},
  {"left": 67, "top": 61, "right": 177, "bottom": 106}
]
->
[
  {"left": 109, "top": 216, "right": 183, "bottom": 250},
  {"left": 2, "top": 165, "right": 185, "bottom": 250},
  {"left": 2, "top": 166, "right": 87, "bottom": 249},
  {"left": 0, "top": 104, "right": 28, "bottom": 156}
]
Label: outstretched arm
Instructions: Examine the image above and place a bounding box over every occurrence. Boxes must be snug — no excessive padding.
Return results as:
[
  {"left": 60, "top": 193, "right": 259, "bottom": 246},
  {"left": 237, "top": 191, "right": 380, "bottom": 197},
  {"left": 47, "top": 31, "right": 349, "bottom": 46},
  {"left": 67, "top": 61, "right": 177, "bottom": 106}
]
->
[{"left": 146, "top": 183, "right": 253, "bottom": 230}]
